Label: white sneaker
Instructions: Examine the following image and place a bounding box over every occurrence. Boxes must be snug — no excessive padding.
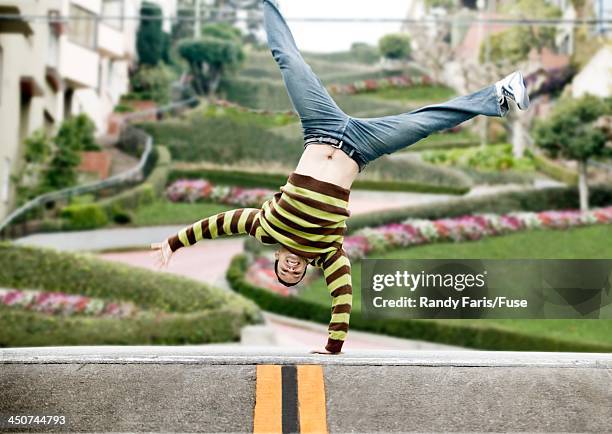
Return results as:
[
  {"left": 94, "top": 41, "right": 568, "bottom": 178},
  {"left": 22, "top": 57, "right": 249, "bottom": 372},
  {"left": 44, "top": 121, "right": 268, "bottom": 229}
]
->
[{"left": 495, "top": 71, "right": 530, "bottom": 110}]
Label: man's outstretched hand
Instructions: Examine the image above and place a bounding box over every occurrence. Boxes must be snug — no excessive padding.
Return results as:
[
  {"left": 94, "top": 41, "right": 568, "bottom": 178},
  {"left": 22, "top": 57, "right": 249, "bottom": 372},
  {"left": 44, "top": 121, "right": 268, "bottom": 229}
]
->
[
  {"left": 310, "top": 348, "right": 342, "bottom": 355},
  {"left": 150, "top": 239, "right": 174, "bottom": 270}
]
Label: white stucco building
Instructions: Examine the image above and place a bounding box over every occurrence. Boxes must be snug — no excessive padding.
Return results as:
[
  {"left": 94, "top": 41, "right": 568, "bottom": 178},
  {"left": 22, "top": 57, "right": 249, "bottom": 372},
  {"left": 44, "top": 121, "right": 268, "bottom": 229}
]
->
[
  {"left": 571, "top": 44, "right": 612, "bottom": 98},
  {"left": 0, "top": 0, "right": 176, "bottom": 221}
]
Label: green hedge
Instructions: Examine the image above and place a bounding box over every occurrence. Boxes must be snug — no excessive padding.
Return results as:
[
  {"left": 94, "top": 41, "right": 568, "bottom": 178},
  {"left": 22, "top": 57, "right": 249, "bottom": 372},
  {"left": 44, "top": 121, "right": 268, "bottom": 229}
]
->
[
  {"left": 169, "top": 164, "right": 471, "bottom": 195},
  {"left": 346, "top": 183, "right": 612, "bottom": 232},
  {"left": 219, "top": 76, "right": 294, "bottom": 111},
  {"left": 60, "top": 203, "right": 109, "bottom": 230},
  {"left": 0, "top": 305, "right": 248, "bottom": 347},
  {"left": 532, "top": 151, "right": 579, "bottom": 185},
  {"left": 227, "top": 254, "right": 612, "bottom": 352},
  {"left": 138, "top": 114, "right": 304, "bottom": 166},
  {"left": 0, "top": 242, "right": 263, "bottom": 347},
  {"left": 218, "top": 76, "right": 408, "bottom": 118}
]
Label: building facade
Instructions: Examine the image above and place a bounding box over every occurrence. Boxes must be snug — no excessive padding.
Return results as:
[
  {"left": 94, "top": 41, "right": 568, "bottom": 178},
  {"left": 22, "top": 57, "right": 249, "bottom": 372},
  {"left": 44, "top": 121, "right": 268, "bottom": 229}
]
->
[{"left": 0, "top": 0, "right": 176, "bottom": 221}]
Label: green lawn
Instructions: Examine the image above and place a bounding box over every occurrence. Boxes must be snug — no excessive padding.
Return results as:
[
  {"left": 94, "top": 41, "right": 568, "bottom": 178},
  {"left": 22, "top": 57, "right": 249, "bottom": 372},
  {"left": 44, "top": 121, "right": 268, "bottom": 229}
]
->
[
  {"left": 364, "top": 85, "right": 457, "bottom": 104},
  {"left": 204, "top": 103, "right": 298, "bottom": 129},
  {"left": 131, "top": 199, "right": 235, "bottom": 226},
  {"left": 298, "top": 225, "right": 612, "bottom": 346}
]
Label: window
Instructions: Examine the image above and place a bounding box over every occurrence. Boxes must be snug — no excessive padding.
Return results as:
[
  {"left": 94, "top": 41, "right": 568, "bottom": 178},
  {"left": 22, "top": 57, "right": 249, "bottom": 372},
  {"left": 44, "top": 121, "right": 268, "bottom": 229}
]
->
[{"left": 68, "top": 4, "right": 97, "bottom": 49}]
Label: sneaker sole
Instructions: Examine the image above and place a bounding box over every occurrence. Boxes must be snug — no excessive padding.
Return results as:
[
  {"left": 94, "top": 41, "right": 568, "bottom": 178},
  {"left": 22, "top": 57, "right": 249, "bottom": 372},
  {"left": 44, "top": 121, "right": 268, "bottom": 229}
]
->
[{"left": 515, "top": 72, "right": 530, "bottom": 110}]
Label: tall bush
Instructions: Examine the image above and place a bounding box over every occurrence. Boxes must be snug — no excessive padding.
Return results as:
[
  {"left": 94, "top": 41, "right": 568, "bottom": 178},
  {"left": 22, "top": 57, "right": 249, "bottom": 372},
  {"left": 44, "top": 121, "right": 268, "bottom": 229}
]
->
[
  {"left": 129, "top": 64, "right": 175, "bottom": 104},
  {"left": 136, "top": 1, "right": 165, "bottom": 66},
  {"left": 178, "top": 23, "right": 245, "bottom": 96}
]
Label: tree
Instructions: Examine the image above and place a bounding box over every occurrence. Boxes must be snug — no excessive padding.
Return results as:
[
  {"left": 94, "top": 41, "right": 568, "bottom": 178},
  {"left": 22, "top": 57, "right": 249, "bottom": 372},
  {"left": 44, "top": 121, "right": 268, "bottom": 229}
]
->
[
  {"left": 533, "top": 95, "right": 612, "bottom": 211},
  {"left": 11, "top": 130, "right": 53, "bottom": 205},
  {"left": 378, "top": 33, "right": 412, "bottom": 61},
  {"left": 350, "top": 42, "right": 381, "bottom": 65},
  {"left": 201, "top": 22, "right": 242, "bottom": 42},
  {"left": 426, "top": 0, "right": 456, "bottom": 10},
  {"left": 481, "top": 0, "right": 561, "bottom": 64},
  {"left": 136, "top": 2, "right": 165, "bottom": 66},
  {"left": 206, "top": 0, "right": 262, "bottom": 44},
  {"left": 177, "top": 23, "right": 245, "bottom": 97},
  {"left": 56, "top": 114, "right": 99, "bottom": 152},
  {"left": 42, "top": 114, "right": 100, "bottom": 191},
  {"left": 410, "top": 22, "right": 454, "bottom": 83},
  {"left": 172, "top": 8, "right": 194, "bottom": 42}
]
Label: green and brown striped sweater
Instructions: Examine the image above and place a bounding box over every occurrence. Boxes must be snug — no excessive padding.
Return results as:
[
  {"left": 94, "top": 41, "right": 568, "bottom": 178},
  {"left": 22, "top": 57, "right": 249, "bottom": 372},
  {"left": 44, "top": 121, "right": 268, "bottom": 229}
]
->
[{"left": 167, "top": 172, "right": 353, "bottom": 353}]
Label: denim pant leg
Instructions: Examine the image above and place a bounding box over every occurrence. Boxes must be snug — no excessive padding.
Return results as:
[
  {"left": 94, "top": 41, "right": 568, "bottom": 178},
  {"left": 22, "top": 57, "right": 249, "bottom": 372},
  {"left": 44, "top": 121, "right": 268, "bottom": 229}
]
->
[
  {"left": 262, "top": 0, "right": 350, "bottom": 139},
  {"left": 344, "top": 84, "right": 507, "bottom": 165}
]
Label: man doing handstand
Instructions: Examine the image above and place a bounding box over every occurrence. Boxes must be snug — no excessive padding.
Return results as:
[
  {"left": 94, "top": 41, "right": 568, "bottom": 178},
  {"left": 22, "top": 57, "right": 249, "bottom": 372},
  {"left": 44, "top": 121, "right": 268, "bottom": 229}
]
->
[{"left": 151, "top": 0, "right": 530, "bottom": 354}]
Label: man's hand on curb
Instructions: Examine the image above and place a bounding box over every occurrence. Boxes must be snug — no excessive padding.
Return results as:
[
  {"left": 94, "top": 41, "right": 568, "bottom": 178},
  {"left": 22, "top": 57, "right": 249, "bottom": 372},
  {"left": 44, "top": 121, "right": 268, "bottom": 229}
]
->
[{"left": 310, "top": 348, "right": 342, "bottom": 355}]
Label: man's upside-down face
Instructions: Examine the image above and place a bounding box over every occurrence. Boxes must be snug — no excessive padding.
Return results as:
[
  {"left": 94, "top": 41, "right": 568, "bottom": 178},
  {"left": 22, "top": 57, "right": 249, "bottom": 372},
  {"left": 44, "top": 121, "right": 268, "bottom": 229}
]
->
[{"left": 274, "top": 245, "right": 308, "bottom": 286}]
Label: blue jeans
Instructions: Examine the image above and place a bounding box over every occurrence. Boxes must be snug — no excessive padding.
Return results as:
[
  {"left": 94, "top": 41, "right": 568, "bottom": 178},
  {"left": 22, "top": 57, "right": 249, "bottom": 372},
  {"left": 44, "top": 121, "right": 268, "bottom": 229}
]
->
[{"left": 262, "top": 0, "right": 507, "bottom": 172}]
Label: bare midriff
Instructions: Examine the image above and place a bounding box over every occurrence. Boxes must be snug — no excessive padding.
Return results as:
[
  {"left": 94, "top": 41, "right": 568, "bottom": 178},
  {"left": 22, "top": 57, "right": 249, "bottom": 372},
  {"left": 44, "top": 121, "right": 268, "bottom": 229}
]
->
[{"left": 294, "top": 143, "right": 360, "bottom": 190}]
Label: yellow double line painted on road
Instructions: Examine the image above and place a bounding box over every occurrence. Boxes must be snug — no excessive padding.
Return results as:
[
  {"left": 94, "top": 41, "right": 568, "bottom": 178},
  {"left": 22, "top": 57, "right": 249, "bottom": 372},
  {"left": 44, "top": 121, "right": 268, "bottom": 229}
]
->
[{"left": 253, "top": 365, "right": 328, "bottom": 434}]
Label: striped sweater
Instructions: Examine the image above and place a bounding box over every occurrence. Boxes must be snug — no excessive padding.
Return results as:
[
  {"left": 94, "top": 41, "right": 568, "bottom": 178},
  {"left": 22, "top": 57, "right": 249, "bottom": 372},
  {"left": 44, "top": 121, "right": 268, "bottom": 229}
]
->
[{"left": 167, "top": 172, "right": 353, "bottom": 353}]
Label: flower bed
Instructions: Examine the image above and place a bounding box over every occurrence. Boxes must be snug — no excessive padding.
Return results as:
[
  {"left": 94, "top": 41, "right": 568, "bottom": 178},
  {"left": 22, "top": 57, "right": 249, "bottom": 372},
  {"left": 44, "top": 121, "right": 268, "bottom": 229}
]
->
[
  {"left": 344, "top": 206, "right": 612, "bottom": 260},
  {"left": 166, "top": 179, "right": 275, "bottom": 207},
  {"left": 243, "top": 206, "right": 612, "bottom": 294},
  {"left": 0, "top": 288, "right": 137, "bottom": 318}
]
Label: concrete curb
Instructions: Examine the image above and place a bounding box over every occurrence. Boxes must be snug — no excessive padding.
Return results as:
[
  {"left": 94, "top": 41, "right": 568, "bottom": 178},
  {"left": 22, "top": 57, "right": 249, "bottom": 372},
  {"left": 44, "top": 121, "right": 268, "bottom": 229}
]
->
[{"left": 1, "top": 346, "right": 611, "bottom": 367}]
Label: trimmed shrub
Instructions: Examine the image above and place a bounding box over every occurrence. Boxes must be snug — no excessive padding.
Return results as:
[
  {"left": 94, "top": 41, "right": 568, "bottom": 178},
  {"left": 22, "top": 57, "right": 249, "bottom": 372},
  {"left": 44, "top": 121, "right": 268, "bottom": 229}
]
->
[
  {"left": 459, "top": 166, "right": 536, "bottom": 185},
  {"left": 218, "top": 76, "right": 293, "bottom": 111},
  {"left": 422, "top": 143, "right": 536, "bottom": 172},
  {"left": 60, "top": 204, "right": 109, "bottom": 230},
  {"left": 109, "top": 203, "right": 133, "bottom": 224},
  {"left": 117, "top": 125, "right": 151, "bottom": 157},
  {"left": 137, "top": 114, "right": 304, "bottom": 166},
  {"left": 0, "top": 242, "right": 264, "bottom": 347},
  {"left": 532, "top": 150, "right": 579, "bottom": 184},
  {"left": 0, "top": 305, "right": 250, "bottom": 347}
]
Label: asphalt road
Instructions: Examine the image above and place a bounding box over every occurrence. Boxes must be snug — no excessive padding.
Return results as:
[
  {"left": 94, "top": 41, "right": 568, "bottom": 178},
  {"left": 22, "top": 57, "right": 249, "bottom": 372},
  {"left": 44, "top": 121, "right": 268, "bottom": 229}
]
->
[{"left": 1, "top": 347, "right": 611, "bottom": 433}]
